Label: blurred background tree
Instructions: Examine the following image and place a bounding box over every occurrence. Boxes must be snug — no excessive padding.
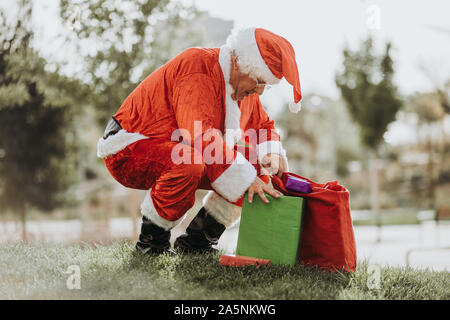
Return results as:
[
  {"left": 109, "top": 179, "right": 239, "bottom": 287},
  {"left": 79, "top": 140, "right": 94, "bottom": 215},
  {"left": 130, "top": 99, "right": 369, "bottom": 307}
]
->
[
  {"left": 0, "top": 0, "right": 446, "bottom": 245},
  {"left": 59, "top": 0, "right": 205, "bottom": 126},
  {"left": 413, "top": 60, "right": 450, "bottom": 208},
  {"left": 58, "top": 0, "right": 207, "bottom": 240},
  {"left": 0, "top": 0, "right": 89, "bottom": 241},
  {"left": 277, "top": 94, "right": 363, "bottom": 182},
  {"left": 335, "top": 37, "right": 403, "bottom": 240},
  {"left": 406, "top": 91, "right": 447, "bottom": 208}
]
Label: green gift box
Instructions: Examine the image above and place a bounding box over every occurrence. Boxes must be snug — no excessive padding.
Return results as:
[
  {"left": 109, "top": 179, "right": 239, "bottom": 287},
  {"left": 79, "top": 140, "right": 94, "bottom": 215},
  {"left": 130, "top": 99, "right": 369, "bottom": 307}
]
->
[{"left": 236, "top": 194, "right": 305, "bottom": 266}]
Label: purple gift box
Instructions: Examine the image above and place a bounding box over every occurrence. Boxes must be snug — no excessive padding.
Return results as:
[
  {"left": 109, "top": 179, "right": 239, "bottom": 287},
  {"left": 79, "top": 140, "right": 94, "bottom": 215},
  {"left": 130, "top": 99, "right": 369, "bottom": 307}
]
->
[{"left": 285, "top": 176, "right": 312, "bottom": 193}]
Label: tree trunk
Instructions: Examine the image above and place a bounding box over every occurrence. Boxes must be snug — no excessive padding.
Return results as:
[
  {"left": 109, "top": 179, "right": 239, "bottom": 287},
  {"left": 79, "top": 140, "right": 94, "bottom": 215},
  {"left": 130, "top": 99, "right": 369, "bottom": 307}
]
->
[
  {"left": 369, "top": 149, "right": 381, "bottom": 242},
  {"left": 20, "top": 201, "right": 27, "bottom": 242},
  {"left": 439, "top": 118, "right": 448, "bottom": 175},
  {"left": 426, "top": 125, "right": 436, "bottom": 209}
]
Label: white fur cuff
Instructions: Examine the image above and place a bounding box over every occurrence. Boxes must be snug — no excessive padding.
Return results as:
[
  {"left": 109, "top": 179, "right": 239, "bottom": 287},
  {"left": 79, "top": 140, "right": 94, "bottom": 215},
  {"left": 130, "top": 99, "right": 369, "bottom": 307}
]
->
[
  {"left": 140, "top": 191, "right": 182, "bottom": 231},
  {"left": 257, "top": 140, "right": 290, "bottom": 173},
  {"left": 257, "top": 140, "right": 286, "bottom": 163},
  {"left": 97, "top": 129, "right": 148, "bottom": 158},
  {"left": 203, "top": 191, "right": 242, "bottom": 227},
  {"left": 211, "top": 152, "right": 257, "bottom": 203}
]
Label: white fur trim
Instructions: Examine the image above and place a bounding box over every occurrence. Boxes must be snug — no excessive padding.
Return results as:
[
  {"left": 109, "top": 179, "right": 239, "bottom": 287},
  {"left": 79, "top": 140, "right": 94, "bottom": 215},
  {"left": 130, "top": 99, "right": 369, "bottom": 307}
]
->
[
  {"left": 97, "top": 129, "right": 148, "bottom": 158},
  {"left": 226, "top": 27, "right": 280, "bottom": 85},
  {"left": 211, "top": 152, "right": 257, "bottom": 202},
  {"left": 257, "top": 140, "right": 290, "bottom": 172},
  {"left": 282, "top": 154, "right": 290, "bottom": 173},
  {"left": 203, "top": 191, "right": 242, "bottom": 227},
  {"left": 140, "top": 190, "right": 182, "bottom": 231},
  {"left": 289, "top": 101, "right": 302, "bottom": 113},
  {"left": 219, "top": 45, "right": 242, "bottom": 148},
  {"left": 257, "top": 140, "right": 287, "bottom": 163}
]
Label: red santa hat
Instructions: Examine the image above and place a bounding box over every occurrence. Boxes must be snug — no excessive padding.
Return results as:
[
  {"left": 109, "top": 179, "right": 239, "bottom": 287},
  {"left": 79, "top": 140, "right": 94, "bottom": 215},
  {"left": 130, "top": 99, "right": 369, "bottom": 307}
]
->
[{"left": 226, "top": 27, "right": 302, "bottom": 113}]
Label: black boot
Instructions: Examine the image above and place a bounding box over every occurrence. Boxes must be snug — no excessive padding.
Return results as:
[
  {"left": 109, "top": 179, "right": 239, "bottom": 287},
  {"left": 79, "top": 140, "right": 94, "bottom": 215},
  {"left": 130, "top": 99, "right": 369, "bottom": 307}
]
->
[
  {"left": 136, "top": 216, "right": 176, "bottom": 255},
  {"left": 174, "top": 207, "right": 226, "bottom": 253}
]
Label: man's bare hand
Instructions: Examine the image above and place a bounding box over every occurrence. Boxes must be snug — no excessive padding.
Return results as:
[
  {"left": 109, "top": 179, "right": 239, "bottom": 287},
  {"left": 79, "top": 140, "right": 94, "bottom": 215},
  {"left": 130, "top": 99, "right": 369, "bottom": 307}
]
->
[
  {"left": 247, "top": 176, "right": 283, "bottom": 204},
  {"left": 261, "top": 153, "right": 287, "bottom": 178}
]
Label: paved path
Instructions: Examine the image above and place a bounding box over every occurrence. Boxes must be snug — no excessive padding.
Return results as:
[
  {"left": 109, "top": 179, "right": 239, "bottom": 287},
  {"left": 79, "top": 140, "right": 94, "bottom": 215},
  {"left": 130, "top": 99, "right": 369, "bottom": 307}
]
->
[{"left": 350, "top": 223, "right": 450, "bottom": 272}]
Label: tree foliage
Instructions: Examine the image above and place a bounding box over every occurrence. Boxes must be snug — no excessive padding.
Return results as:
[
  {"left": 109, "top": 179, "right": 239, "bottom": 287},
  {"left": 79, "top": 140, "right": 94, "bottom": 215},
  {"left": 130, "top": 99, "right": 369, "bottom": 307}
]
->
[
  {"left": 0, "top": 1, "right": 88, "bottom": 213},
  {"left": 437, "top": 81, "right": 450, "bottom": 114},
  {"left": 408, "top": 92, "right": 446, "bottom": 124},
  {"left": 335, "top": 37, "right": 403, "bottom": 150},
  {"left": 59, "top": 0, "right": 205, "bottom": 125},
  {"left": 276, "top": 95, "right": 362, "bottom": 180}
]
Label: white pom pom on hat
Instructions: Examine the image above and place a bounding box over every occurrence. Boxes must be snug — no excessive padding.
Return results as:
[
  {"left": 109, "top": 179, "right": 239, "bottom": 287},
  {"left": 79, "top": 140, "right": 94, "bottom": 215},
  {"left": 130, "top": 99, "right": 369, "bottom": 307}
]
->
[{"left": 289, "top": 101, "right": 302, "bottom": 114}]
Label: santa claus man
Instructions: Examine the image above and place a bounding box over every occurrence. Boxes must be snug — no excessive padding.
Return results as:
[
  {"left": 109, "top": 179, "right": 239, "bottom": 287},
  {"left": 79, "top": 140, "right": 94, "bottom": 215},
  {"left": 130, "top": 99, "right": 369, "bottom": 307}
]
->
[{"left": 97, "top": 27, "right": 302, "bottom": 254}]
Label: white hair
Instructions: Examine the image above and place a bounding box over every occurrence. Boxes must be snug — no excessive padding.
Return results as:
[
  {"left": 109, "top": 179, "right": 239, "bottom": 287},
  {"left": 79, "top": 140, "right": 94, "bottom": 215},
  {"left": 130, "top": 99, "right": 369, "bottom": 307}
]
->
[{"left": 225, "top": 27, "right": 281, "bottom": 85}]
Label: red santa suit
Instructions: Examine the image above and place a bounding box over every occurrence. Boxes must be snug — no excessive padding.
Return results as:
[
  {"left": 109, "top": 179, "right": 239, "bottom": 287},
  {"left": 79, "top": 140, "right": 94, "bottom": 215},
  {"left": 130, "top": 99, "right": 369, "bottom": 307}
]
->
[{"left": 97, "top": 27, "right": 301, "bottom": 230}]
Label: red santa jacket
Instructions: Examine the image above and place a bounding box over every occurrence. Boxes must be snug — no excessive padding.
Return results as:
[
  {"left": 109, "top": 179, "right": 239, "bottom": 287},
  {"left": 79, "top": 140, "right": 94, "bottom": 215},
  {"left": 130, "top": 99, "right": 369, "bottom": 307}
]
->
[{"left": 97, "top": 47, "right": 287, "bottom": 202}]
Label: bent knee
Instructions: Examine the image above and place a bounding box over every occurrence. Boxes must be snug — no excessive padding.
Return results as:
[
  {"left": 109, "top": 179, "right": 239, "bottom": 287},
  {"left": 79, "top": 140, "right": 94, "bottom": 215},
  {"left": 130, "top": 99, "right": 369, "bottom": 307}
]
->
[
  {"left": 184, "top": 162, "right": 206, "bottom": 180},
  {"left": 181, "top": 148, "right": 206, "bottom": 179}
]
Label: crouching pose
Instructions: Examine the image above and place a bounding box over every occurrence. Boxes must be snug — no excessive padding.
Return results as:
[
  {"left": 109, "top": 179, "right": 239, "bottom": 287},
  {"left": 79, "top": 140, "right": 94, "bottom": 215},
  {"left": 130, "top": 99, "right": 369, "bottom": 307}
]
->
[{"left": 97, "top": 27, "right": 302, "bottom": 254}]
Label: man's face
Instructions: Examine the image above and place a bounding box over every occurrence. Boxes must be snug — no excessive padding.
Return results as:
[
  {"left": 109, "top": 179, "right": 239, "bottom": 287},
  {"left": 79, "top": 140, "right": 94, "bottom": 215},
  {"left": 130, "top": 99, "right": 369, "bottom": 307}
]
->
[{"left": 230, "top": 56, "right": 267, "bottom": 101}]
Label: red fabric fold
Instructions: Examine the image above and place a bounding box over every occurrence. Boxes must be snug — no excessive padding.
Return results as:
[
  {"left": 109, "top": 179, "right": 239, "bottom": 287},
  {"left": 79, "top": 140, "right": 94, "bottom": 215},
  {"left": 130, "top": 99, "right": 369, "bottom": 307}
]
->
[{"left": 271, "top": 172, "right": 357, "bottom": 272}]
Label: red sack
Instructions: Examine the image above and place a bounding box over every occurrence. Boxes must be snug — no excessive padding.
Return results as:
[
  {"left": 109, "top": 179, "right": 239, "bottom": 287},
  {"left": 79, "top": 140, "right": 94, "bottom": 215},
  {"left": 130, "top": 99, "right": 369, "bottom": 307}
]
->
[{"left": 271, "top": 172, "right": 357, "bottom": 272}]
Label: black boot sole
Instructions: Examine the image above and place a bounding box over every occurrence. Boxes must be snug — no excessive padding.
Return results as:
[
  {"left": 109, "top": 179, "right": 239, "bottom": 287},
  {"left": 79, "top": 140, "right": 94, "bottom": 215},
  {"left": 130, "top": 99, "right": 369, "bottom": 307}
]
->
[
  {"left": 136, "top": 242, "right": 177, "bottom": 256},
  {"left": 173, "top": 236, "right": 217, "bottom": 254}
]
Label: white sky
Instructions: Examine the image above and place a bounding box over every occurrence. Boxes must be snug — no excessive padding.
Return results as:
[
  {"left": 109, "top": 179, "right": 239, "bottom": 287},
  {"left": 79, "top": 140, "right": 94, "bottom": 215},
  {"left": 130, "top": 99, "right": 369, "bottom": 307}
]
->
[
  {"left": 190, "top": 0, "right": 450, "bottom": 145},
  {"left": 2, "top": 0, "right": 450, "bottom": 144},
  {"left": 6, "top": 0, "right": 447, "bottom": 99},
  {"left": 190, "top": 0, "right": 450, "bottom": 99}
]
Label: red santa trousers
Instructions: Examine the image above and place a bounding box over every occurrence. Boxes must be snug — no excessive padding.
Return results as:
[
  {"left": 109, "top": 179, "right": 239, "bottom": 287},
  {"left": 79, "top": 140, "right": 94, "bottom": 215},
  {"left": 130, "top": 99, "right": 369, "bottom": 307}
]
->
[{"left": 104, "top": 138, "right": 261, "bottom": 230}]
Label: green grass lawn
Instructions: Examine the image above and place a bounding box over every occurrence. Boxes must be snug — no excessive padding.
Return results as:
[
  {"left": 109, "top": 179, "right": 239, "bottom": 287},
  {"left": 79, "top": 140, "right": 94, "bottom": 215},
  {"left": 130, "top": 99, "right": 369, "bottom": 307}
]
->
[{"left": 0, "top": 241, "right": 448, "bottom": 300}]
